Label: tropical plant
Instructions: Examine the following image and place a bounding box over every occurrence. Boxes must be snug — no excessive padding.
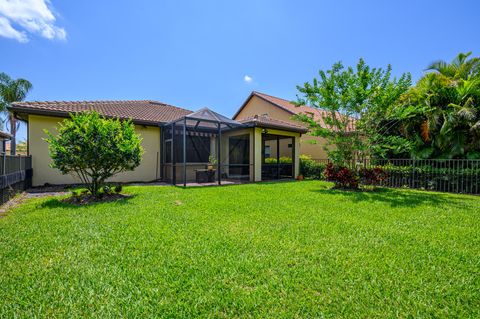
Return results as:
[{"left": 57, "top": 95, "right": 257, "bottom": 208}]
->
[
  {"left": 44, "top": 112, "right": 143, "bottom": 198},
  {"left": 426, "top": 51, "right": 480, "bottom": 80},
  {"left": 0, "top": 72, "right": 33, "bottom": 155},
  {"left": 324, "top": 163, "right": 359, "bottom": 189},
  {"left": 389, "top": 52, "right": 480, "bottom": 159}
]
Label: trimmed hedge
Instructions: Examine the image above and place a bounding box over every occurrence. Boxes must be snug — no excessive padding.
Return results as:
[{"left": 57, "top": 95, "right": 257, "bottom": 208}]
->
[{"left": 299, "top": 155, "right": 327, "bottom": 179}]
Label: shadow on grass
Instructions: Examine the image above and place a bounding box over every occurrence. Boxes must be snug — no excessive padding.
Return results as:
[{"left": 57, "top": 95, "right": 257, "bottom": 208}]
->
[
  {"left": 172, "top": 179, "right": 300, "bottom": 190},
  {"left": 311, "top": 187, "right": 476, "bottom": 208},
  {"left": 39, "top": 194, "right": 136, "bottom": 209}
]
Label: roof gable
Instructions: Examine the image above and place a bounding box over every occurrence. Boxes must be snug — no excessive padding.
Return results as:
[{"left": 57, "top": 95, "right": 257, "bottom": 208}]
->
[{"left": 233, "top": 91, "right": 355, "bottom": 131}]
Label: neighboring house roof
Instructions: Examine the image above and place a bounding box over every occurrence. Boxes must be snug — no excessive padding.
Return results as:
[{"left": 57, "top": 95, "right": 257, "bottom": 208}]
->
[
  {"left": 0, "top": 131, "right": 12, "bottom": 140},
  {"left": 239, "top": 115, "right": 308, "bottom": 133},
  {"left": 9, "top": 100, "right": 193, "bottom": 125},
  {"left": 233, "top": 91, "right": 355, "bottom": 132}
]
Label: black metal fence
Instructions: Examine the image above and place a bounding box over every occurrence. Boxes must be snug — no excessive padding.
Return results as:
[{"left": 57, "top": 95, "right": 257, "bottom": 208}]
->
[
  {"left": 304, "top": 158, "right": 480, "bottom": 195},
  {"left": 0, "top": 154, "right": 33, "bottom": 205}
]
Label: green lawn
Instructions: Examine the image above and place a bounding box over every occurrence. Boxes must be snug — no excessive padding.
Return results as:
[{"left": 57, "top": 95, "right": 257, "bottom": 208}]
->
[{"left": 0, "top": 181, "right": 479, "bottom": 318}]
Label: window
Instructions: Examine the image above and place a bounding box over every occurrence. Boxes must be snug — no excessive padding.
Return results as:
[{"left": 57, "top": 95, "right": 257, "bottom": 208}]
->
[{"left": 264, "top": 145, "right": 271, "bottom": 158}]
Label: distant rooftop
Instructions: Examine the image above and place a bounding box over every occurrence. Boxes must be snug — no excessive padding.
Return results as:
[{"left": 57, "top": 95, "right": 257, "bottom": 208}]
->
[{"left": 234, "top": 91, "right": 356, "bottom": 132}]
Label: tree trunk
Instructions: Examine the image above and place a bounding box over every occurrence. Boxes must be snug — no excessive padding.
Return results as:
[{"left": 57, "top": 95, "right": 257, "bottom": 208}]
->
[{"left": 9, "top": 112, "right": 16, "bottom": 156}]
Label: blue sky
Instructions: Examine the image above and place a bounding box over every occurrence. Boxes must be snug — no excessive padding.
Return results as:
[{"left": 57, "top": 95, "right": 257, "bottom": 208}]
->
[{"left": 1, "top": 0, "right": 480, "bottom": 140}]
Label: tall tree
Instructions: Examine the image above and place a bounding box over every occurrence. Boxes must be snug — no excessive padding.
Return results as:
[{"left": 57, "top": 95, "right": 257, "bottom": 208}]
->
[
  {"left": 390, "top": 52, "right": 480, "bottom": 159},
  {"left": 426, "top": 51, "right": 480, "bottom": 80},
  {"left": 0, "top": 72, "right": 33, "bottom": 155},
  {"left": 295, "top": 58, "right": 411, "bottom": 165}
]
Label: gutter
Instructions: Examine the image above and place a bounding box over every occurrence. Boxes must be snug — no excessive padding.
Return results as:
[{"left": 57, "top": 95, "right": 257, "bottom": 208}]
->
[{"left": 7, "top": 106, "right": 165, "bottom": 127}]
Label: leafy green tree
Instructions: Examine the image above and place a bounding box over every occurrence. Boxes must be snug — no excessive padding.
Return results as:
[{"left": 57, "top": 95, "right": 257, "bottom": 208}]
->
[
  {"left": 295, "top": 58, "right": 411, "bottom": 164},
  {"left": 391, "top": 52, "right": 480, "bottom": 159},
  {"left": 0, "top": 72, "right": 33, "bottom": 155},
  {"left": 45, "top": 112, "right": 143, "bottom": 197}
]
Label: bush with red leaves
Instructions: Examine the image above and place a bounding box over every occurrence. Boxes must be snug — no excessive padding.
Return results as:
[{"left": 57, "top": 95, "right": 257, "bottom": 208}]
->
[
  {"left": 360, "top": 167, "right": 388, "bottom": 186},
  {"left": 324, "top": 163, "right": 359, "bottom": 189}
]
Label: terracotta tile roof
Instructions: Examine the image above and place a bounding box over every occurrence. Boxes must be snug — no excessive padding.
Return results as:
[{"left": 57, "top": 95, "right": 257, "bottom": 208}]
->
[
  {"left": 234, "top": 91, "right": 356, "bottom": 132},
  {"left": 239, "top": 115, "right": 308, "bottom": 133},
  {"left": 10, "top": 100, "right": 193, "bottom": 125}
]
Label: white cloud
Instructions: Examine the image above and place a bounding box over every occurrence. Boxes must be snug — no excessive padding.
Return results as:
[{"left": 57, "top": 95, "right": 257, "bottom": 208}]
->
[
  {"left": 244, "top": 75, "right": 253, "bottom": 83},
  {"left": 0, "top": 0, "right": 66, "bottom": 43},
  {"left": 0, "top": 16, "right": 27, "bottom": 42}
]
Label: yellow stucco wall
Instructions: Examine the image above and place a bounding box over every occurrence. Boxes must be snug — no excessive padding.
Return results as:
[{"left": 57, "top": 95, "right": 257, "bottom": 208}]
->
[
  {"left": 235, "top": 95, "right": 329, "bottom": 159},
  {"left": 28, "top": 114, "right": 161, "bottom": 186}
]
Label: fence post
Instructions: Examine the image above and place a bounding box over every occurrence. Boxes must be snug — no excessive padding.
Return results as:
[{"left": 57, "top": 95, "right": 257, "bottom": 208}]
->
[{"left": 2, "top": 152, "right": 5, "bottom": 176}]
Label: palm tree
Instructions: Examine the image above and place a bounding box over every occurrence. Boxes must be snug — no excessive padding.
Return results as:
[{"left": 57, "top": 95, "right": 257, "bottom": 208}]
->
[
  {"left": 402, "top": 54, "right": 480, "bottom": 159},
  {"left": 426, "top": 51, "right": 480, "bottom": 80},
  {"left": 0, "top": 73, "right": 32, "bottom": 155}
]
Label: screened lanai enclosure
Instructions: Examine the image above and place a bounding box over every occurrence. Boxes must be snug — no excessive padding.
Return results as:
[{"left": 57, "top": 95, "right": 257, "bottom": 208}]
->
[
  {"left": 161, "top": 108, "right": 254, "bottom": 186},
  {"left": 160, "top": 108, "right": 304, "bottom": 186}
]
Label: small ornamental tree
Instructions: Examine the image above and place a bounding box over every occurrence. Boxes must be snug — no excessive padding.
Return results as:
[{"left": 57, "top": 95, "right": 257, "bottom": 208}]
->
[
  {"left": 45, "top": 112, "right": 143, "bottom": 197},
  {"left": 295, "top": 58, "right": 411, "bottom": 165},
  {"left": 295, "top": 59, "right": 409, "bottom": 190}
]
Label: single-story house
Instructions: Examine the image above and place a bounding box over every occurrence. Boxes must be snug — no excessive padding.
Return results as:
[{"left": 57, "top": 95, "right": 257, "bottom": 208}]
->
[
  {"left": 9, "top": 99, "right": 307, "bottom": 187},
  {"left": 233, "top": 91, "right": 340, "bottom": 159}
]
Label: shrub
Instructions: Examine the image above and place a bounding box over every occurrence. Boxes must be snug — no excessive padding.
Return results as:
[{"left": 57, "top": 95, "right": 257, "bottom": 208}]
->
[
  {"left": 324, "top": 163, "right": 359, "bottom": 189},
  {"left": 114, "top": 185, "right": 123, "bottom": 194},
  {"left": 265, "top": 157, "right": 293, "bottom": 164},
  {"left": 45, "top": 112, "right": 143, "bottom": 198},
  {"left": 102, "top": 185, "right": 112, "bottom": 195},
  {"left": 299, "top": 155, "right": 326, "bottom": 179},
  {"left": 360, "top": 167, "right": 388, "bottom": 186},
  {"left": 279, "top": 157, "right": 292, "bottom": 164}
]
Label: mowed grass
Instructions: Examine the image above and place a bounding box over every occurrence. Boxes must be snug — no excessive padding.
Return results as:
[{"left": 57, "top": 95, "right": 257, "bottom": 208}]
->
[{"left": 0, "top": 181, "right": 479, "bottom": 318}]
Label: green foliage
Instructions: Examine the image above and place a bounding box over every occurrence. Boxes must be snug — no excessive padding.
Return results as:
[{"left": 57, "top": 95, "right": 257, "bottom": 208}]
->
[
  {"left": 299, "top": 154, "right": 326, "bottom": 179},
  {"left": 0, "top": 72, "right": 33, "bottom": 112},
  {"left": 295, "top": 58, "right": 411, "bottom": 165},
  {"left": 208, "top": 155, "right": 217, "bottom": 165},
  {"left": 0, "top": 72, "right": 32, "bottom": 151},
  {"left": 1, "top": 182, "right": 479, "bottom": 317},
  {"left": 114, "top": 185, "right": 123, "bottom": 194},
  {"left": 264, "top": 156, "right": 292, "bottom": 164},
  {"left": 44, "top": 112, "right": 143, "bottom": 197},
  {"left": 15, "top": 140, "right": 27, "bottom": 155},
  {"left": 385, "top": 52, "right": 480, "bottom": 159}
]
